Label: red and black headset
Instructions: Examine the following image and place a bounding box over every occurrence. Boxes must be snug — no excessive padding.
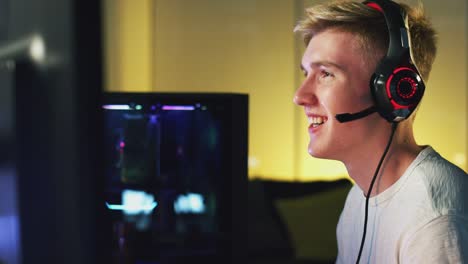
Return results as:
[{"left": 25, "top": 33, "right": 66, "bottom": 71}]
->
[
  {"left": 354, "top": 2, "right": 426, "bottom": 263},
  {"left": 365, "top": 0, "right": 425, "bottom": 123}
]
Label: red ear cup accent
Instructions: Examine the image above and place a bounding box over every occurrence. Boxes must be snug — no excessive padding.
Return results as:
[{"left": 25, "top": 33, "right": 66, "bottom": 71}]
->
[
  {"left": 397, "top": 77, "right": 417, "bottom": 99},
  {"left": 384, "top": 67, "right": 424, "bottom": 110}
]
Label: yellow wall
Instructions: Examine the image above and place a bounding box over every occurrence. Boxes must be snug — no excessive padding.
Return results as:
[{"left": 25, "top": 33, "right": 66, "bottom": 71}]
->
[
  {"left": 412, "top": 0, "right": 467, "bottom": 171},
  {"left": 103, "top": 0, "right": 467, "bottom": 181},
  {"left": 102, "top": 0, "right": 154, "bottom": 91}
]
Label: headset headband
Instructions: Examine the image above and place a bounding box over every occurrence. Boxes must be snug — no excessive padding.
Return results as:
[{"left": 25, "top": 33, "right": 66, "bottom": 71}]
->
[{"left": 365, "top": 0, "right": 411, "bottom": 61}]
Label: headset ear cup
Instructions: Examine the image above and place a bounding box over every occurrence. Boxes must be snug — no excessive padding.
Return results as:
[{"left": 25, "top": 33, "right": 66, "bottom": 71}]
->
[
  {"left": 370, "top": 66, "right": 425, "bottom": 122},
  {"left": 370, "top": 71, "right": 395, "bottom": 122}
]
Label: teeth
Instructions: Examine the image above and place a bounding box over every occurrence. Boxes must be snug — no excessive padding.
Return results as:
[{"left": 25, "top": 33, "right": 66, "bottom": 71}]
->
[{"left": 308, "top": 116, "right": 326, "bottom": 127}]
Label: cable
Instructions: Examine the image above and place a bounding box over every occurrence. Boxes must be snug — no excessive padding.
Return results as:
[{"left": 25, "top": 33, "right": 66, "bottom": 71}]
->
[{"left": 355, "top": 122, "right": 398, "bottom": 264}]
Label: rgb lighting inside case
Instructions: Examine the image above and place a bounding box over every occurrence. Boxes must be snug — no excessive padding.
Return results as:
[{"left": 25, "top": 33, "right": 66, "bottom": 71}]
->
[{"left": 102, "top": 92, "right": 248, "bottom": 263}]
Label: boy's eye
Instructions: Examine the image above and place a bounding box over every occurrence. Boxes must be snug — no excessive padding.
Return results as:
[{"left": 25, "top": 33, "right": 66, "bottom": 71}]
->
[{"left": 322, "top": 70, "right": 332, "bottom": 77}]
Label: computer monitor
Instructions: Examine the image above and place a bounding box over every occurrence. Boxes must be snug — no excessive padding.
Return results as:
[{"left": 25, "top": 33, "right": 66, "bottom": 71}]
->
[{"left": 102, "top": 92, "right": 248, "bottom": 264}]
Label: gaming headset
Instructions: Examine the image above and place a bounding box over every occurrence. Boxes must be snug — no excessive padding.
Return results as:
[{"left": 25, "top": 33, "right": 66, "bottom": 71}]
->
[
  {"left": 352, "top": 1, "right": 424, "bottom": 263},
  {"left": 367, "top": 0, "right": 425, "bottom": 122},
  {"left": 335, "top": 0, "right": 425, "bottom": 124}
]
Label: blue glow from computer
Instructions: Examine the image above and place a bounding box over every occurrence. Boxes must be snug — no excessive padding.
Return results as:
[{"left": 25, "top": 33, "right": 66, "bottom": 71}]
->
[
  {"left": 173, "top": 193, "right": 206, "bottom": 214},
  {"left": 106, "top": 189, "right": 158, "bottom": 215}
]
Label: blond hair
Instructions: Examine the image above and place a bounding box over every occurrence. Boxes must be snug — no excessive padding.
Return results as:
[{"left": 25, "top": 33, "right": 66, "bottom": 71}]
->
[{"left": 294, "top": 0, "right": 437, "bottom": 81}]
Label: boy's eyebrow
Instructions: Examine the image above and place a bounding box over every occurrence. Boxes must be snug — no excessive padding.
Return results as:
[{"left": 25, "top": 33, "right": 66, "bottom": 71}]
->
[{"left": 300, "top": 60, "right": 347, "bottom": 72}]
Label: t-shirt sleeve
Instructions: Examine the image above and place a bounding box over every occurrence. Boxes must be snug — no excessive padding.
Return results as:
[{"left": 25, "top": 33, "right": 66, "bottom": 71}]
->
[{"left": 401, "top": 215, "right": 468, "bottom": 263}]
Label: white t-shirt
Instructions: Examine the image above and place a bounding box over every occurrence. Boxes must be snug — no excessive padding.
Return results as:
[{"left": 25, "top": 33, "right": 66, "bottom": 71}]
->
[{"left": 336, "top": 146, "right": 468, "bottom": 264}]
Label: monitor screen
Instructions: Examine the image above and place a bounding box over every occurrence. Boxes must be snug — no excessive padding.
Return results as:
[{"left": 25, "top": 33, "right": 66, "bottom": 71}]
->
[{"left": 102, "top": 92, "right": 248, "bottom": 263}]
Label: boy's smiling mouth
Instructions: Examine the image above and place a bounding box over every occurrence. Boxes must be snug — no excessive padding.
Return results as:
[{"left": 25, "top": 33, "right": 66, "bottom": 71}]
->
[{"left": 308, "top": 115, "right": 328, "bottom": 128}]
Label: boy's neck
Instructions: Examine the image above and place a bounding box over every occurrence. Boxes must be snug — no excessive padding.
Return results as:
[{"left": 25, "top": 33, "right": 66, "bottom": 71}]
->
[{"left": 345, "top": 127, "right": 423, "bottom": 197}]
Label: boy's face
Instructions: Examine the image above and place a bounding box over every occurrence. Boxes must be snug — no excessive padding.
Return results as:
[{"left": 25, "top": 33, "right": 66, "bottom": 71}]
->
[{"left": 294, "top": 28, "right": 383, "bottom": 161}]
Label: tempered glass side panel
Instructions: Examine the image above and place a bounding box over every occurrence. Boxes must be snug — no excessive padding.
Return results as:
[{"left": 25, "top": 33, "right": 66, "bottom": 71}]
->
[{"left": 102, "top": 92, "right": 248, "bottom": 263}]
